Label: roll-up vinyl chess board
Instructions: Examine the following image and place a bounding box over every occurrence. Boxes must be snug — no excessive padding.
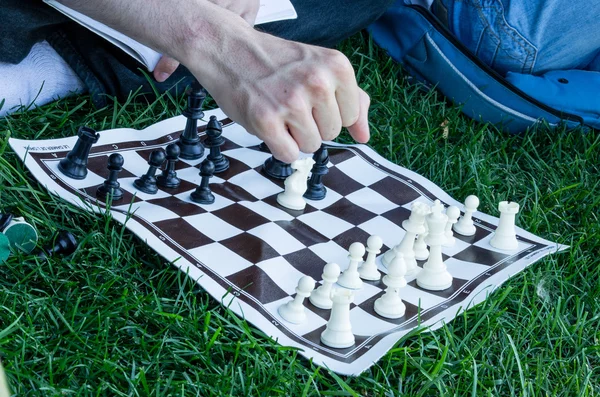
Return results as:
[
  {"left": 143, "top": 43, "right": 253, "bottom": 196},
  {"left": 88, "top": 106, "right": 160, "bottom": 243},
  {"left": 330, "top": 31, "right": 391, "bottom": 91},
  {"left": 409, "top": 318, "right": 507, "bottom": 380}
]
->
[{"left": 10, "top": 109, "right": 567, "bottom": 375}]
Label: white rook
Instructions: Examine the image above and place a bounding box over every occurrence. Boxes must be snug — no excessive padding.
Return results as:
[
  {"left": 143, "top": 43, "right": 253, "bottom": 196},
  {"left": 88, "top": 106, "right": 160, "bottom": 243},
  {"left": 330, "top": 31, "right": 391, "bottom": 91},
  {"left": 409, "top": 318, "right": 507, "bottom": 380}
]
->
[
  {"left": 321, "top": 288, "right": 355, "bottom": 349},
  {"left": 490, "top": 201, "right": 520, "bottom": 251}
]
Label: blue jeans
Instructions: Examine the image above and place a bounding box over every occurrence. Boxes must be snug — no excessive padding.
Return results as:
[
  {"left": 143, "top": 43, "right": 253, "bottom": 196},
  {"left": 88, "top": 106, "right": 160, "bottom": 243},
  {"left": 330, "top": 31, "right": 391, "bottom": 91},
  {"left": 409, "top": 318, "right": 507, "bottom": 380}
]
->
[{"left": 437, "top": 0, "right": 600, "bottom": 75}]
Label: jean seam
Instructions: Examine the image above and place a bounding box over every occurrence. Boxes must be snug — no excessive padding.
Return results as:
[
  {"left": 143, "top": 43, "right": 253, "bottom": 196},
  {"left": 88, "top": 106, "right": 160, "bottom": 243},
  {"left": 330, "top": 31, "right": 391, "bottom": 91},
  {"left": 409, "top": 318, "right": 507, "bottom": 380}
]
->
[{"left": 471, "top": 0, "right": 537, "bottom": 74}]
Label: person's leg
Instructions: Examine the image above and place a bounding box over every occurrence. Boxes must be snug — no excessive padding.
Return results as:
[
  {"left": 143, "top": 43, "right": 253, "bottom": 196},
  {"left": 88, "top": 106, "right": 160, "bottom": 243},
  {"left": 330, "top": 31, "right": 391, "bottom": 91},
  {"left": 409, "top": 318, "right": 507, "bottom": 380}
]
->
[
  {"left": 261, "top": 0, "right": 396, "bottom": 48},
  {"left": 436, "top": 0, "right": 600, "bottom": 75},
  {"left": 0, "top": 41, "right": 86, "bottom": 117}
]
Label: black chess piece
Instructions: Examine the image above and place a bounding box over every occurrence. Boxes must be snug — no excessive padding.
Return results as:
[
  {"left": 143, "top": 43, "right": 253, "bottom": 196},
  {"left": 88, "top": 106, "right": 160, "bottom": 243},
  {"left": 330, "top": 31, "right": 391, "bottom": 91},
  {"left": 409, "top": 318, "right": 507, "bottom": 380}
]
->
[
  {"left": 177, "top": 80, "right": 206, "bottom": 160},
  {"left": 190, "top": 159, "right": 215, "bottom": 204},
  {"left": 204, "top": 115, "right": 229, "bottom": 173},
  {"left": 258, "top": 142, "right": 270, "bottom": 153},
  {"left": 157, "top": 143, "right": 181, "bottom": 189},
  {"left": 96, "top": 153, "right": 125, "bottom": 202},
  {"left": 37, "top": 230, "right": 78, "bottom": 259},
  {"left": 263, "top": 156, "right": 293, "bottom": 179},
  {"left": 134, "top": 150, "right": 166, "bottom": 194},
  {"left": 58, "top": 126, "right": 100, "bottom": 179},
  {"left": 0, "top": 213, "right": 14, "bottom": 232},
  {"left": 304, "top": 145, "right": 329, "bottom": 200}
]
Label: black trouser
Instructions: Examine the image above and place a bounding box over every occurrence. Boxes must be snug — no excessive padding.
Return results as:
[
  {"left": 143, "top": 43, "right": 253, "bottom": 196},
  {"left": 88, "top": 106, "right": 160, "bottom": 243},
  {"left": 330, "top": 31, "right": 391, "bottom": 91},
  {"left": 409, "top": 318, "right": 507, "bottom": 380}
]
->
[{"left": 0, "top": 0, "right": 394, "bottom": 108}]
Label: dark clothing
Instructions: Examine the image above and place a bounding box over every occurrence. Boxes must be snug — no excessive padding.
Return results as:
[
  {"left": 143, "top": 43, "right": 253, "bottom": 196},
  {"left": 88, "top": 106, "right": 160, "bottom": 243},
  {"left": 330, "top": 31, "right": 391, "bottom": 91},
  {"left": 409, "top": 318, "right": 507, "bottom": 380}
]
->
[{"left": 0, "top": 0, "right": 394, "bottom": 108}]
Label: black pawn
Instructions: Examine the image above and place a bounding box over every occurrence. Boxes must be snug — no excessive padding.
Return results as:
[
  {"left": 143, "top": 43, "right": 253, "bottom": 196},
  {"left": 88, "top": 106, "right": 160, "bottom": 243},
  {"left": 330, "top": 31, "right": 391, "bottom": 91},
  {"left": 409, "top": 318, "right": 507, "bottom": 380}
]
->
[
  {"left": 263, "top": 156, "right": 293, "bottom": 179},
  {"left": 157, "top": 144, "right": 181, "bottom": 189},
  {"left": 304, "top": 145, "right": 329, "bottom": 200},
  {"left": 190, "top": 159, "right": 215, "bottom": 204},
  {"left": 37, "top": 230, "right": 78, "bottom": 259},
  {"left": 58, "top": 126, "right": 100, "bottom": 179},
  {"left": 134, "top": 150, "right": 166, "bottom": 194},
  {"left": 205, "top": 115, "right": 229, "bottom": 173},
  {"left": 96, "top": 153, "right": 124, "bottom": 202},
  {"left": 177, "top": 80, "right": 206, "bottom": 160}
]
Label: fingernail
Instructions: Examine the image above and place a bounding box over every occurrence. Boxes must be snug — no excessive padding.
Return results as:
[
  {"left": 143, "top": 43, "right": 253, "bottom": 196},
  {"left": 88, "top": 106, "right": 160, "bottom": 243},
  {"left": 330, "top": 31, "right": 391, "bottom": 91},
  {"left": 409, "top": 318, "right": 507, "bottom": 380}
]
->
[{"left": 156, "top": 72, "right": 170, "bottom": 82}]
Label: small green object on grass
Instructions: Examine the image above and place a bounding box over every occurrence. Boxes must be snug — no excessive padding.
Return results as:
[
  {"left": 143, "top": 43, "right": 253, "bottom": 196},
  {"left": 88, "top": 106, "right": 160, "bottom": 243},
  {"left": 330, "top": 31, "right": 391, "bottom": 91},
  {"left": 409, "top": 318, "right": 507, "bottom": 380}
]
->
[
  {"left": 0, "top": 233, "right": 10, "bottom": 262},
  {"left": 3, "top": 217, "right": 38, "bottom": 254}
]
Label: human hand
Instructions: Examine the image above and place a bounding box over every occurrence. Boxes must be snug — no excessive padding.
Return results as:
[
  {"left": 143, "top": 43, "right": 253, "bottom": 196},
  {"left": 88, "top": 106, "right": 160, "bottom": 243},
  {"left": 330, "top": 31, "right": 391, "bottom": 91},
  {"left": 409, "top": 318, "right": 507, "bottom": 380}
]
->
[
  {"left": 193, "top": 30, "right": 371, "bottom": 163},
  {"left": 154, "top": 0, "right": 259, "bottom": 82}
]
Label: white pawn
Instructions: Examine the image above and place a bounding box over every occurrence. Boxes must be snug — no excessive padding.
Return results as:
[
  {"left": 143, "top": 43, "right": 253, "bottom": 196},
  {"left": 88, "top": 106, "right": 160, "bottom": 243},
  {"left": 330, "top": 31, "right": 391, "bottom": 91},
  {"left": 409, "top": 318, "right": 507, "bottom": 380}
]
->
[
  {"left": 443, "top": 205, "right": 461, "bottom": 247},
  {"left": 337, "top": 242, "right": 365, "bottom": 290},
  {"left": 310, "top": 263, "right": 341, "bottom": 309},
  {"left": 454, "top": 195, "right": 480, "bottom": 236},
  {"left": 278, "top": 276, "right": 315, "bottom": 324},
  {"left": 413, "top": 221, "right": 430, "bottom": 260},
  {"left": 358, "top": 235, "right": 383, "bottom": 281},
  {"left": 320, "top": 288, "right": 355, "bottom": 348},
  {"left": 417, "top": 200, "right": 453, "bottom": 291},
  {"left": 383, "top": 201, "right": 430, "bottom": 277},
  {"left": 374, "top": 253, "right": 407, "bottom": 319},
  {"left": 276, "top": 157, "right": 315, "bottom": 210},
  {"left": 490, "top": 201, "right": 520, "bottom": 251}
]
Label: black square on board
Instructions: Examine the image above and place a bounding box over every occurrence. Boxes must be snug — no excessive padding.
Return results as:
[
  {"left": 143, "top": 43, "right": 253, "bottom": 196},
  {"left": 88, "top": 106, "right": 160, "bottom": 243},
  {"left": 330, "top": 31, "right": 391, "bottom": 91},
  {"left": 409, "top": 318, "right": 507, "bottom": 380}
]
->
[
  {"left": 221, "top": 232, "right": 280, "bottom": 264},
  {"left": 226, "top": 266, "right": 290, "bottom": 305}
]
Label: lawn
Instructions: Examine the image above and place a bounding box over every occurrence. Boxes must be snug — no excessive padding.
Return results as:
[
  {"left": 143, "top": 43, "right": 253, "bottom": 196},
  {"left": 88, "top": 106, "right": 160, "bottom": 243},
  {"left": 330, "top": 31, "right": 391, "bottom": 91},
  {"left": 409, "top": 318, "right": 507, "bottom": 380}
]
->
[{"left": 0, "top": 32, "right": 599, "bottom": 396}]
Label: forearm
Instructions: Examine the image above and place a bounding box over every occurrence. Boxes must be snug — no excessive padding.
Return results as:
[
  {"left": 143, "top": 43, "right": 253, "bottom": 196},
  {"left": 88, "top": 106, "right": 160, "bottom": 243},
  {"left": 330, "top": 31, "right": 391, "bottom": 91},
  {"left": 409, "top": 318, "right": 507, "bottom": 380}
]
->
[{"left": 55, "top": 0, "right": 251, "bottom": 78}]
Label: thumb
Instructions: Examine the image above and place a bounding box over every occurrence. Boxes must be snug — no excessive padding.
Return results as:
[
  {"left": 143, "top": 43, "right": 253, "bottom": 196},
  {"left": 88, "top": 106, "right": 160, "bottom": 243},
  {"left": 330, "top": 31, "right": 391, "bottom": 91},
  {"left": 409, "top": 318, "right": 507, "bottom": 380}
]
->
[{"left": 153, "top": 56, "right": 180, "bottom": 82}]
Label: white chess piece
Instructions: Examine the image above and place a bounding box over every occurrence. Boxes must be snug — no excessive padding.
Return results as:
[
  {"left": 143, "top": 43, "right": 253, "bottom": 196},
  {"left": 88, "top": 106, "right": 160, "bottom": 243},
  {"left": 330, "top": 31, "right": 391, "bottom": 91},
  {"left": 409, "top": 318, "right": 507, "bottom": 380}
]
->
[
  {"left": 490, "top": 201, "right": 520, "bottom": 251},
  {"left": 310, "top": 263, "right": 341, "bottom": 309},
  {"left": 337, "top": 242, "right": 365, "bottom": 290},
  {"left": 278, "top": 276, "right": 315, "bottom": 324},
  {"left": 417, "top": 200, "right": 453, "bottom": 291},
  {"left": 454, "top": 195, "right": 480, "bottom": 236},
  {"left": 413, "top": 221, "right": 430, "bottom": 261},
  {"left": 276, "top": 157, "right": 316, "bottom": 210},
  {"left": 320, "top": 288, "right": 355, "bottom": 348},
  {"left": 443, "top": 205, "right": 461, "bottom": 247},
  {"left": 383, "top": 201, "right": 430, "bottom": 276},
  {"left": 358, "top": 235, "right": 383, "bottom": 281},
  {"left": 374, "top": 253, "right": 407, "bottom": 319}
]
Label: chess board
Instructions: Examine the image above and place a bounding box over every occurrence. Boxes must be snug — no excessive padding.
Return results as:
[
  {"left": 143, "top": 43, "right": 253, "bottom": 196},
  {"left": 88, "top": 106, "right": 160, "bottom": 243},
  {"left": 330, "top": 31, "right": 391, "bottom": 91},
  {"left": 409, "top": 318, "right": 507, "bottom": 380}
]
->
[{"left": 10, "top": 109, "right": 567, "bottom": 375}]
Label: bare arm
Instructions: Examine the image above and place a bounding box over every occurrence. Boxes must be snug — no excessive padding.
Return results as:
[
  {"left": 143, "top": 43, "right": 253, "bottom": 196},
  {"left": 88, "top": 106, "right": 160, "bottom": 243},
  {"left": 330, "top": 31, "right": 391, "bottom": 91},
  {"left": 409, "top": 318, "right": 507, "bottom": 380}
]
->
[{"left": 56, "top": 0, "right": 370, "bottom": 162}]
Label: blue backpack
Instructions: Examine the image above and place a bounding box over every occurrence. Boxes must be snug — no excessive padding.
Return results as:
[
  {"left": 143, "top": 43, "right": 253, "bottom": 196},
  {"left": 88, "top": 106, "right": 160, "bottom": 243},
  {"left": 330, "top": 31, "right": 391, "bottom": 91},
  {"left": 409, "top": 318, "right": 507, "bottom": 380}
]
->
[{"left": 369, "top": 1, "right": 600, "bottom": 132}]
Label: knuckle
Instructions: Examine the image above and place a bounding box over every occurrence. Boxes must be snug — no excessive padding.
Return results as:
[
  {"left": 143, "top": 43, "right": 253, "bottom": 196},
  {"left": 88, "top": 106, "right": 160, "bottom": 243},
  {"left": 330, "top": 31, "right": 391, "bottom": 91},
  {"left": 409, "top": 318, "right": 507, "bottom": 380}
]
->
[
  {"left": 306, "top": 71, "right": 331, "bottom": 99},
  {"left": 253, "top": 108, "right": 280, "bottom": 134},
  {"left": 327, "top": 51, "right": 353, "bottom": 77},
  {"left": 282, "top": 90, "right": 306, "bottom": 113},
  {"left": 298, "top": 138, "right": 321, "bottom": 154},
  {"left": 275, "top": 146, "right": 299, "bottom": 164}
]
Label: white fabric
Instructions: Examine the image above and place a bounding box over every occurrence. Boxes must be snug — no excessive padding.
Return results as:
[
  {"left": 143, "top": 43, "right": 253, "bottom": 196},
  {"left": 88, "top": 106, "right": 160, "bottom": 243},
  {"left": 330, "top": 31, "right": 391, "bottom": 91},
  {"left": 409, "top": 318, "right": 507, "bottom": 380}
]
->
[{"left": 0, "top": 41, "right": 86, "bottom": 117}]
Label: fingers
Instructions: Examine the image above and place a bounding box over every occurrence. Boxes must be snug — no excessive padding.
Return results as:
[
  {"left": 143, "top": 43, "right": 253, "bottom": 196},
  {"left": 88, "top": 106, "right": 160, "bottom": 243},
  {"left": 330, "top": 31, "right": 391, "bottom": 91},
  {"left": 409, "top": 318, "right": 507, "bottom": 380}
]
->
[
  {"left": 346, "top": 88, "right": 371, "bottom": 144},
  {"left": 312, "top": 93, "right": 343, "bottom": 142},
  {"left": 261, "top": 128, "right": 300, "bottom": 164},
  {"left": 153, "top": 56, "right": 180, "bottom": 82}
]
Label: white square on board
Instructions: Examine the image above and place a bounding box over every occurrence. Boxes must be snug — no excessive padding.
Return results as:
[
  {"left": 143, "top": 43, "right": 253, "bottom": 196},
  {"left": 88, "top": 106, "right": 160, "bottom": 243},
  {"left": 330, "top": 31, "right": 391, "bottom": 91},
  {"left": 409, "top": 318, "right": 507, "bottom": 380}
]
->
[
  {"left": 185, "top": 212, "right": 243, "bottom": 241},
  {"left": 444, "top": 258, "right": 490, "bottom": 280},
  {"left": 335, "top": 156, "right": 388, "bottom": 186},
  {"left": 358, "top": 216, "right": 406, "bottom": 249},
  {"left": 346, "top": 187, "right": 397, "bottom": 215},
  {"left": 298, "top": 211, "right": 353, "bottom": 239},
  {"left": 175, "top": 190, "right": 233, "bottom": 212},
  {"left": 304, "top": 188, "right": 343, "bottom": 210},
  {"left": 240, "top": 201, "right": 293, "bottom": 222},
  {"left": 113, "top": 201, "right": 179, "bottom": 223},
  {"left": 189, "top": 242, "right": 253, "bottom": 277},
  {"left": 248, "top": 223, "right": 305, "bottom": 255},
  {"left": 309, "top": 241, "right": 350, "bottom": 269},
  {"left": 349, "top": 307, "right": 397, "bottom": 336},
  {"left": 224, "top": 147, "right": 271, "bottom": 168},
  {"left": 228, "top": 169, "right": 282, "bottom": 200}
]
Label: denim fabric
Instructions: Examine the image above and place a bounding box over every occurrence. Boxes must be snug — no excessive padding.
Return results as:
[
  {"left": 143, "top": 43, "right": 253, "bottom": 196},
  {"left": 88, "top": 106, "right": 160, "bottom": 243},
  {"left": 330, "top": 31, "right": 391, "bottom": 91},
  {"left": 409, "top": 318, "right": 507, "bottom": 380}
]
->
[
  {"left": 0, "top": 0, "right": 394, "bottom": 108},
  {"left": 438, "top": 0, "right": 600, "bottom": 75}
]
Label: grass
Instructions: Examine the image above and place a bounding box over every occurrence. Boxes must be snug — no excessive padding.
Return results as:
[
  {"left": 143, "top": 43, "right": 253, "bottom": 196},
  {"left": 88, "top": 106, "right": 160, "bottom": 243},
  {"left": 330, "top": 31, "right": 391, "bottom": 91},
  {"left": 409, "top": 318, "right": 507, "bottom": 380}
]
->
[{"left": 0, "top": 32, "right": 599, "bottom": 396}]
